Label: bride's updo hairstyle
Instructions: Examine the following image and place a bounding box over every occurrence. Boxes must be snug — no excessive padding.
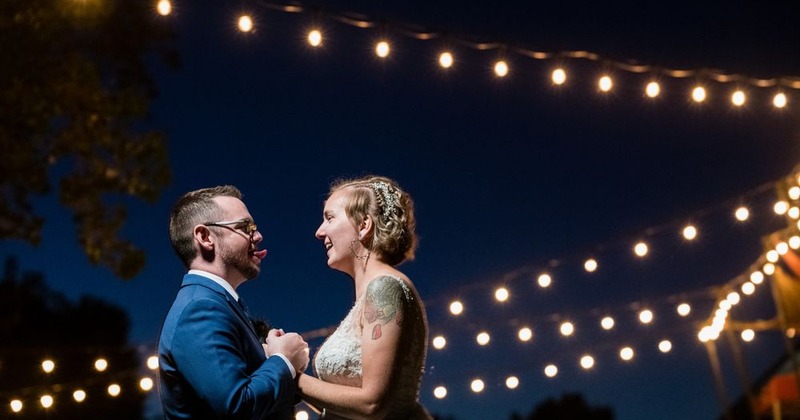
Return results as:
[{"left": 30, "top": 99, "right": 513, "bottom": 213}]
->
[{"left": 330, "top": 175, "right": 417, "bottom": 266}]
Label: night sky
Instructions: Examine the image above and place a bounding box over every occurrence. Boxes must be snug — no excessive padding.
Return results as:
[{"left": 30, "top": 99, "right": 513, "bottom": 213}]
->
[{"left": 3, "top": 0, "right": 800, "bottom": 418}]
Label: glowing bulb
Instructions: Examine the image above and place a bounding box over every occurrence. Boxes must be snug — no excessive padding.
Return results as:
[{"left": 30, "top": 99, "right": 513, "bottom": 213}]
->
[
  {"left": 731, "top": 90, "right": 746, "bottom": 106},
  {"left": 639, "top": 309, "right": 654, "bottom": 324},
  {"left": 432, "top": 336, "right": 446, "bottom": 349},
  {"left": 156, "top": 0, "right": 172, "bottom": 16},
  {"left": 73, "top": 390, "right": 86, "bottom": 402},
  {"left": 735, "top": 206, "right": 750, "bottom": 221},
  {"left": 659, "top": 340, "right": 672, "bottom": 353},
  {"left": 296, "top": 411, "right": 310, "bottom": 420},
  {"left": 580, "top": 355, "right": 595, "bottom": 369},
  {"left": 307, "top": 30, "right": 322, "bottom": 47},
  {"left": 741, "top": 329, "right": 755, "bottom": 342},
  {"left": 42, "top": 360, "right": 55, "bottom": 373},
  {"left": 677, "top": 303, "right": 691, "bottom": 316},
  {"left": 495, "top": 287, "right": 509, "bottom": 302},
  {"left": 584, "top": 258, "right": 598, "bottom": 273},
  {"left": 750, "top": 271, "right": 765, "bottom": 284},
  {"left": 773, "top": 92, "right": 787, "bottom": 108},
  {"left": 777, "top": 242, "right": 789, "bottom": 255},
  {"left": 518, "top": 327, "right": 533, "bottom": 342},
  {"left": 506, "top": 376, "right": 519, "bottom": 389},
  {"left": 619, "top": 347, "right": 634, "bottom": 361},
  {"left": 544, "top": 364, "right": 558, "bottom": 377},
  {"left": 140, "top": 377, "right": 154, "bottom": 391},
  {"left": 791, "top": 186, "right": 800, "bottom": 200},
  {"left": 763, "top": 263, "right": 776, "bottom": 275},
  {"left": 726, "top": 292, "right": 740, "bottom": 305},
  {"left": 537, "top": 273, "right": 552, "bottom": 288},
  {"left": 95, "top": 358, "right": 108, "bottom": 372},
  {"left": 692, "top": 86, "right": 706, "bottom": 102},
  {"left": 237, "top": 15, "right": 254, "bottom": 32},
  {"left": 774, "top": 200, "right": 789, "bottom": 215},
  {"left": 682, "top": 225, "right": 697, "bottom": 240},
  {"left": 598, "top": 75, "right": 613, "bottom": 92},
  {"left": 766, "top": 250, "right": 779, "bottom": 263},
  {"left": 552, "top": 68, "right": 567, "bottom": 85},
  {"left": 741, "top": 281, "right": 755, "bottom": 295},
  {"left": 476, "top": 331, "right": 490, "bottom": 346},
  {"left": 634, "top": 242, "right": 648, "bottom": 257},
  {"left": 790, "top": 236, "right": 800, "bottom": 249},
  {"left": 40, "top": 395, "right": 53, "bottom": 409},
  {"left": 601, "top": 316, "right": 615, "bottom": 330},
  {"left": 108, "top": 384, "right": 121, "bottom": 397},
  {"left": 438, "top": 52, "right": 454, "bottom": 68},
  {"left": 10, "top": 399, "right": 23, "bottom": 412},
  {"left": 560, "top": 322, "right": 574, "bottom": 336},
  {"left": 494, "top": 60, "right": 509, "bottom": 77},
  {"left": 375, "top": 41, "right": 390, "bottom": 58},
  {"left": 433, "top": 386, "right": 447, "bottom": 399},
  {"left": 449, "top": 301, "right": 463, "bottom": 315},
  {"left": 645, "top": 81, "right": 660, "bottom": 98},
  {"left": 470, "top": 379, "right": 485, "bottom": 393},
  {"left": 789, "top": 207, "right": 800, "bottom": 219},
  {"left": 147, "top": 356, "right": 159, "bottom": 370}
]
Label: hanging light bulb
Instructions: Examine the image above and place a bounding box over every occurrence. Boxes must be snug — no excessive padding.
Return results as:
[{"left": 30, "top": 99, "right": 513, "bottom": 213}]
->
[
  {"left": 537, "top": 273, "right": 552, "bottom": 288},
  {"left": 645, "top": 81, "right": 660, "bottom": 98},
  {"left": 598, "top": 75, "right": 613, "bottom": 92},
  {"left": 237, "top": 15, "right": 254, "bottom": 32},
  {"left": 773, "top": 92, "right": 788, "bottom": 108},
  {"left": 735, "top": 206, "right": 750, "bottom": 221},
  {"left": 552, "top": 68, "right": 567, "bottom": 85},
  {"left": 307, "top": 29, "right": 323, "bottom": 47},
  {"left": 682, "top": 225, "right": 698, "bottom": 240},
  {"left": 156, "top": 0, "right": 172, "bottom": 16},
  {"left": 438, "top": 51, "right": 454, "bottom": 68},
  {"left": 494, "top": 60, "right": 509, "bottom": 77},
  {"left": 375, "top": 41, "right": 390, "bottom": 58},
  {"left": 731, "top": 90, "right": 746, "bottom": 107},
  {"left": 692, "top": 86, "right": 707, "bottom": 103}
]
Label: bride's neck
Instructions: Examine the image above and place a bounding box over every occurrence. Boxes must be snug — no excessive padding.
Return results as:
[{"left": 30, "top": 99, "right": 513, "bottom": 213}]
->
[{"left": 352, "top": 256, "right": 391, "bottom": 299}]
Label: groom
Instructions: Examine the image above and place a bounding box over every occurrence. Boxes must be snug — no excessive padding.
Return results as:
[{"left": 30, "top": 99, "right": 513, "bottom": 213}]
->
[{"left": 158, "top": 185, "right": 309, "bottom": 419}]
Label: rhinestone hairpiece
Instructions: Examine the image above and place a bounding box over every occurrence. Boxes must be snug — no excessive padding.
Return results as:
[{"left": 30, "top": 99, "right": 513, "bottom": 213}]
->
[{"left": 370, "top": 181, "right": 397, "bottom": 218}]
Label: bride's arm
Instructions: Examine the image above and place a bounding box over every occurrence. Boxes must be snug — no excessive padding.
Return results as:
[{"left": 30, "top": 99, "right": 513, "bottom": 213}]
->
[{"left": 298, "top": 276, "right": 406, "bottom": 419}]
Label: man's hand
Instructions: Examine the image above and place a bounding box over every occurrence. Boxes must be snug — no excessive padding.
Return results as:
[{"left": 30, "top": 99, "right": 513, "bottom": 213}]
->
[{"left": 266, "top": 329, "right": 309, "bottom": 374}]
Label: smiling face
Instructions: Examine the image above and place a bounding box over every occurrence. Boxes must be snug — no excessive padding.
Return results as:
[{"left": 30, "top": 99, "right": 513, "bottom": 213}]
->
[{"left": 315, "top": 189, "right": 361, "bottom": 275}]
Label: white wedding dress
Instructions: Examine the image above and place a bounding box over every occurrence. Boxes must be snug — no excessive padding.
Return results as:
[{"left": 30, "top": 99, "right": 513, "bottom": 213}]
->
[{"left": 314, "top": 276, "right": 431, "bottom": 419}]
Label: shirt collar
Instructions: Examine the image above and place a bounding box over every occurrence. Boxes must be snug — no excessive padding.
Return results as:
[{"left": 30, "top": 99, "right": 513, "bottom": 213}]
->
[{"left": 188, "top": 269, "right": 240, "bottom": 301}]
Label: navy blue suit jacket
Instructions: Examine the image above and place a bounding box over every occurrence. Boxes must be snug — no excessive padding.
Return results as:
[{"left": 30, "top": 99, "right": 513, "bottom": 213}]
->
[{"left": 158, "top": 273, "right": 296, "bottom": 419}]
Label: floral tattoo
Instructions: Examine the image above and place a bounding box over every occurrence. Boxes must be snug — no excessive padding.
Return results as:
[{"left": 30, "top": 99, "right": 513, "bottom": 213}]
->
[{"left": 363, "top": 276, "right": 405, "bottom": 340}]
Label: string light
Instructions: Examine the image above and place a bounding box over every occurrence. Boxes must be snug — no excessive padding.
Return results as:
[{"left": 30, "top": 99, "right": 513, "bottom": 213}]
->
[
  {"left": 741, "top": 329, "right": 755, "bottom": 342},
  {"left": 432, "top": 336, "right": 446, "bottom": 349},
  {"left": 73, "top": 390, "right": 86, "bottom": 403},
  {"left": 476, "top": 331, "right": 490, "bottom": 346},
  {"left": 42, "top": 360, "right": 55, "bottom": 373},
  {"left": 433, "top": 386, "right": 447, "bottom": 399},
  {"left": 493, "top": 60, "right": 509, "bottom": 77},
  {"left": 107, "top": 384, "right": 121, "bottom": 397},
  {"left": 95, "top": 358, "right": 108, "bottom": 372},
  {"left": 735, "top": 206, "right": 750, "bottom": 221},
  {"left": 156, "top": 0, "right": 171, "bottom": 16},
  {"left": 449, "top": 301, "right": 464, "bottom": 315},
  {"left": 307, "top": 29, "right": 322, "bottom": 47},
  {"left": 645, "top": 81, "right": 660, "bottom": 98},
  {"left": 139, "top": 377, "right": 154, "bottom": 391},
  {"left": 773, "top": 92, "right": 788, "bottom": 108},
  {"left": 583, "top": 258, "right": 598, "bottom": 273},
  {"left": 470, "top": 379, "right": 485, "bottom": 393},
  {"left": 536, "top": 273, "right": 552, "bottom": 288},
  {"left": 146, "top": 356, "right": 159, "bottom": 370},
  {"left": 375, "top": 41, "right": 390, "bottom": 58},
  {"left": 600, "top": 316, "right": 615, "bottom": 330},
  {"left": 682, "top": 225, "right": 698, "bottom": 241},
  {"left": 518, "top": 327, "right": 533, "bottom": 342},
  {"left": 691, "top": 86, "right": 707, "bottom": 103},
  {"left": 658, "top": 340, "right": 672, "bottom": 353},
  {"left": 544, "top": 364, "right": 558, "bottom": 378},
  {"left": 677, "top": 303, "right": 691, "bottom": 316},
  {"left": 731, "top": 90, "right": 746, "bottom": 107},
  {"left": 741, "top": 281, "right": 755, "bottom": 295},
  {"left": 505, "top": 376, "right": 520, "bottom": 389},
  {"left": 750, "top": 271, "right": 765, "bottom": 284},
  {"left": 619, "top": 347, "right": 634, "bottom": 361},
  {"left": 560, "top": 322, "right": 575, "bottom": 336},
  {"left": 237, "top": 15, "right": 254, "bottom": 33},
  {"left": 40, "top": 395, "right": 54, "bottom": 409},
  {"left": 598, "top": 75, "right": 613, "bottom": 92},
  {"left": 438, "top": 52, "right": 454, "bottom": 68},
  {"left": 494, "top": 287, "right": 509, "bottom": 302},
  {"left": 551, "top": 68, "right": 567, "bottom": 85},
  {"left": 638, "top": 309, "right": 654, "bottom": 324},
  {"left": 579, "top": 355, "right": 595, "bottom": 369},
  {"left": 296, "top": 410, "right": 310, "bottom": 420},
  {"left": 633, "top": 242, "right": 649, "bottom": 257}
]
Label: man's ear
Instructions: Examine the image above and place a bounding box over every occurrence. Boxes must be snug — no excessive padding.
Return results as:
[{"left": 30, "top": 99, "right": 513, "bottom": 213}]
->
[{"left": 195, "top": 225, "right": 215, "bottom": 251}]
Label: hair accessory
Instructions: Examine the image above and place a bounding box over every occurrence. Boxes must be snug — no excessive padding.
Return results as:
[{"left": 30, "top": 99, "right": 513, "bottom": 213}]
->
[{"left": 370, "top": 181, "right": 398, "bottom": 218}]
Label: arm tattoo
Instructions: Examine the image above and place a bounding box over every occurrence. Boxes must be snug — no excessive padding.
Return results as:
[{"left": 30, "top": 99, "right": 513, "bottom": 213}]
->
[{"left": 363, "top": 276, "right": 405, "bottom": 340}]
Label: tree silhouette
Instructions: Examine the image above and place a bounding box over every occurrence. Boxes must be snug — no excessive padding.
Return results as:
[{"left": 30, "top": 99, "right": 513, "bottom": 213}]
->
[
  {"left": 0, "top": 256, "right": 147, "bottom": 418},
  {"left": 0, "top": 0, "right": 177, "bottom": 279},
  {"left": 511, "top": 393, "right": 614, "bottom": 420}
]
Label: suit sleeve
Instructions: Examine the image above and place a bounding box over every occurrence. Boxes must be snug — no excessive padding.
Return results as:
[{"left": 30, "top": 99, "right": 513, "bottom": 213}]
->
[{"left": 169, "top": 296, "right": 296, "bottom": 418}]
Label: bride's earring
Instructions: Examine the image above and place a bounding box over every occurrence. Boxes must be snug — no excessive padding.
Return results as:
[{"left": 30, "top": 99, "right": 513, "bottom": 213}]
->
[{"left": 350, "top": 239, "right": 370, "bottom": 260}]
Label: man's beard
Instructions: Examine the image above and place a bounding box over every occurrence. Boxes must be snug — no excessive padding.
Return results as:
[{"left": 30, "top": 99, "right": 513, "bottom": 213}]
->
[{"left": 220, "top": 241, "right": 260, "bottom": 280}]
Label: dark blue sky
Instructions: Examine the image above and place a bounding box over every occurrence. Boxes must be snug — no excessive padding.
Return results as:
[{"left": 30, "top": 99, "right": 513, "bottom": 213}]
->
[{"left": 3, "top": 0, "right": 800, "bottom": 418}]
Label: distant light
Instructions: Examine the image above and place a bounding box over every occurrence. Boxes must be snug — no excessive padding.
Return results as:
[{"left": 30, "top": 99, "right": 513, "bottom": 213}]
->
[
  {"left": 494, "top": 287, "right": 509, "bottom": 302},
  {"left": 619, "top": 347, "right": 634, "bottom": 361},
  {"left": 766, "top": 250, "right": 779, "bottom": 263},
  {"left": 560, "top": 322, "right": 575, "bottom": 336},
  {"left": 237, "top": 15, "right": 254, "bottom": 33},
  {"left": 449, "top": 301, "right": 464, "bottom": 315},
  {"left": 518, "top": 327, "right": 533, "bottom": 342},
  {"left": 580, "top": 355, "right": 595, "bottom": 369},
  {"left": 470, "top": 379, "right": 485, "bottom": 393},
  {"left": 773, "top": 92, "right": 788, "bottom": 108},
  {"left": 107, "top": 384, "right": 121, "bottom": 397},
  {"left": 73, "top": 390, "right": 86, "bottom": 403},
  {"left": 634, "top": 242, "right": 648, "bottom": 257},
  {"left": 295, "top": 410, "right": 310, "bottom": 420},
  {"left": 791, "top": 187, "right": 800, "bottom": 200},
  {"left": 692, "top": 86, "right": 707, "bottom": 102},
  {"left": 95, "top": 358, "right": 108, "bottom": 372},
  {"left": 741, "top": 281, "right": 755, "bottom": 295},
  {"left": 726, "top": 292, "right": 741, "bottom": 305},
  {"left": 584, "top": 258, "right": 598, "bottom": 273},
  {"left": 731, "top": 90, "right": 746, "bottom": 107},
  {"left": 439, "top": 52, "right": 454, "bottom": 68},
  {"left": 774, "top": 200, "right": 789, "bottom": 215},
  {"left": 790, "top": 236, "right": 800, "bottom": 249},
  {"left": 494, "top": 60, "right": 509, "bottom": 77},
  {"left": 600, "top": 316, "right": 615, "bottom": 330},
  {"left": 741, "top": 329, "right": 755, "bottom": 342},
  {"left": 750, "top": 271, "right": 765, "bottom": 284},
  {"left": 552, "top": 68, "right": 567, "bottom": 85},
  {"left": 776, "top": 241, "right": 789, "bottom": 255},
  {"left": 476, "top": 332, "right": 490, "bottom": 346},
  {"left": 734, "top": 206, "right": 750, "bottom": 221},
  {"left": 40, "top": 395, "right": 54, "bottom": 409},
  {"left": 42, "top": 360, "right": 55, "bottom": 373},
  {"left": 156, "top": 0, "right": 172, "bottom": 16},
  {"left": 790, "top": 207, "right": 800, "bottom": 219},
  {"left": 645, "top": 81, "right": 660, "bottom": 98},
  {"left": 677, "top": 303, "right": 691, "bottom": 317},
  {"left": 375, "top": 41, "right": 390, "bottom": 58},
  {"left": 658, "top": 340, "right": 672, "bottom": 353},
  {"left": 10, "top": 399, "right": 23, "bottom": 412},
  {"left": 763, "top": 263, "right": 776, "bottom": 275},
  {"left": 147, "top": 356, "right": 159, "bottom": 370},
  {"left": 432, "top": 336, "right": 447, "bottom": 349},
  {"left": 638, "top": 309, "right": 654, "bottom": 324},
  {"left": 140, "top": 377, "right": 154, "bottom": 391},
  {"left": 505, "top": 376, "right": 519, "bottom": 389},
  {"left": 433, "top": 386, "right": 447, "bottom": 399},
  {"left": 682, "top": 225, "right": 697, "bottom": 240},
  {"left": 544, "top": 364, "right": 558, "bottom": 378},
  {"left": 307, "top": 30, "right": 322, "bottom": 47},
  {"left": 598, "top": 75, "right": 613, "bottom": 92},
  {"left": 537, "top": 273, "right": 552, "bottom": 288}
]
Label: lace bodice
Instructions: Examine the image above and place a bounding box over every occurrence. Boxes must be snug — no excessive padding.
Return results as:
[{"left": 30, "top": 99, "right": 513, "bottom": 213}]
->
[{"left": 313, "top": 275, "right": 430, "bottom": 419}]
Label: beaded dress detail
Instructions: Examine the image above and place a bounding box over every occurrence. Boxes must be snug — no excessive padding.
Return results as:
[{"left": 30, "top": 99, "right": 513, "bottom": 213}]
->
[{"left": 314, "top": 275, "right": 431, "bottom": 419}]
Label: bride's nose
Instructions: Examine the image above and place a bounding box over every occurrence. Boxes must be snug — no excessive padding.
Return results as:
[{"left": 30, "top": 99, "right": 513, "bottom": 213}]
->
[{"left": 315, "top": 223, "right": 325, "bottom": 240}]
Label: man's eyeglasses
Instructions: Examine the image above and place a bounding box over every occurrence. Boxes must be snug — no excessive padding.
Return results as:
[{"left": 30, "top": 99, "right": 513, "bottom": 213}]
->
[{"left": 203, "top": 219, "right": 258, "bottom": 238}]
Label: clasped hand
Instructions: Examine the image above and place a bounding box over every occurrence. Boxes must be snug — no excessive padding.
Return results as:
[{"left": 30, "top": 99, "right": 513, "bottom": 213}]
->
[{"left": 263, "top": 329, "right": 309, "bottom": 374}]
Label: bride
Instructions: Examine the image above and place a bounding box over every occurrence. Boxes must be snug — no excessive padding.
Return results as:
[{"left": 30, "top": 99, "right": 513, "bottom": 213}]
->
[{"left": 295, "top": 175, "right": 431, "bottom": 419}]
